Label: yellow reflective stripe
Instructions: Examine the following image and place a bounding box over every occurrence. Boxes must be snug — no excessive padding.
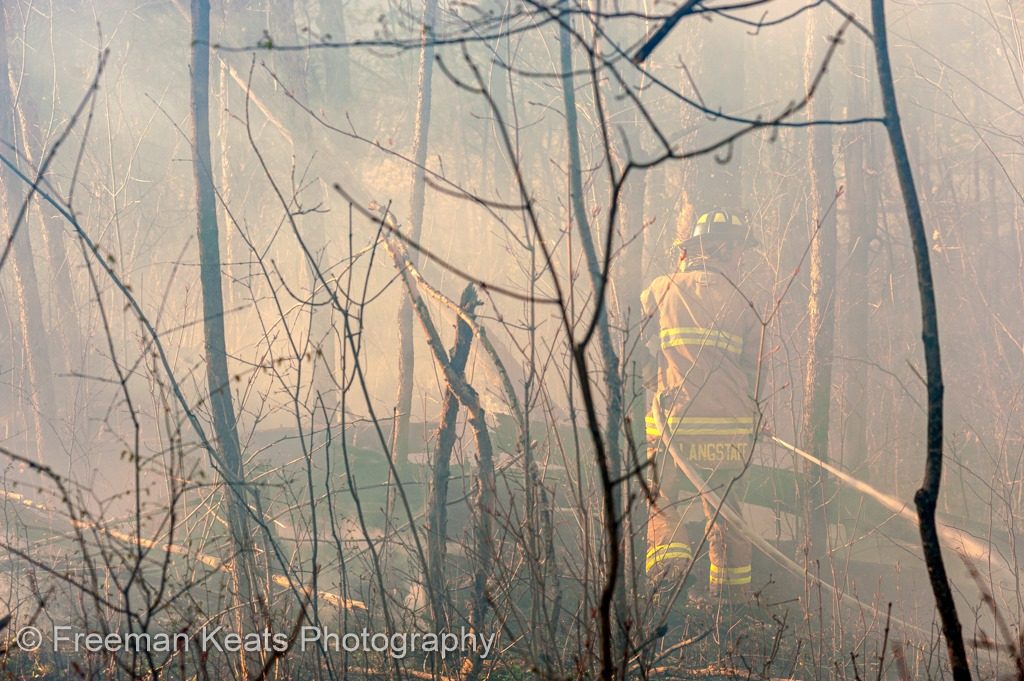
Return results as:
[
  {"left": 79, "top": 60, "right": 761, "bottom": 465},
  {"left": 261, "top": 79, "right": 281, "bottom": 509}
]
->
[
  {"left": 646, "top": 416, "right": 753, "bottom": 438},
  {"left": 645, "top": 415, "right": 660, "bottom": 437},
  {"left": 660, "top": 332, "right": 743, "bottom": 348},
  {"left": 660, "top": 327, "right": 743, "bottom": 346},
  {"left": 712, "top": 561, "right": 753, "bottom": 573},
  {"left": 660, "top": 327, "right": 743, "bottom": 353},
  {"left": 711, "top": 575, "right": 752, "bottom": 585},
  {"left": 646, "top": 543, "right": 693, "bottom": 573},
  {"left": 650, "top": 417, "right": 754, "bottom": 426},
  {"left": 647, "top": 553, "right": 692, "bottom": 572},
  {"left": 662, "top": 335, "right": 741, "bottom": 348},
  {"left": 709, "top": 564, "right": 752, "bottom": 585},
  {"left": 647, "top": 542, "right": 693, "bottom": 557},
  {"left": 662, "top": 338, "right": 742, "bottom": 354}
]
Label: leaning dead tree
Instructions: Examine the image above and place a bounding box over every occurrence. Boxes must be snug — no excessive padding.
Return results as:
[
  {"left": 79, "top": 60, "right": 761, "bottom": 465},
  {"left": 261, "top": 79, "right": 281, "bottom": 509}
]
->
[
  {"left": 425, "top": 286, "right": 478, "bottom": 637},
  {"left": 383, "top": 228, "right": 495, "bottom": 680}
]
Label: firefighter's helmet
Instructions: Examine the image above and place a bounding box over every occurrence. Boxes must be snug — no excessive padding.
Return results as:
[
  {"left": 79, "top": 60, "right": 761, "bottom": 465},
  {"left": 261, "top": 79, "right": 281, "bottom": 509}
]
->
[{"left": 675, "top": 209, "right": 755, "bottom": 249}]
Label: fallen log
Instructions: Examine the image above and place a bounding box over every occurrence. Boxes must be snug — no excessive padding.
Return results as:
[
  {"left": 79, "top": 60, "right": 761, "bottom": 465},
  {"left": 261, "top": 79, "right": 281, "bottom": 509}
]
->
[{"left": 1, "top": 487, "right": 365, "bottom": 610}]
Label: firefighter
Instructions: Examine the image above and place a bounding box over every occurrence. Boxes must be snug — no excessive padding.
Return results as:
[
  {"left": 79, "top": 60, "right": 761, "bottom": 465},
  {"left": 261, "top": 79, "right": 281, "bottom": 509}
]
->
[{"left": 641, "top": 208, "right": 760, "bottom": 619}]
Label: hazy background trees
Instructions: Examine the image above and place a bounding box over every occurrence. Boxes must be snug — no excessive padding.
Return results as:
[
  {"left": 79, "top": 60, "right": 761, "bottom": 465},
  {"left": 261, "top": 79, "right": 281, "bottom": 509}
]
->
[{"left": 1, "top": 0, "right": 1022, "bottom": 678}]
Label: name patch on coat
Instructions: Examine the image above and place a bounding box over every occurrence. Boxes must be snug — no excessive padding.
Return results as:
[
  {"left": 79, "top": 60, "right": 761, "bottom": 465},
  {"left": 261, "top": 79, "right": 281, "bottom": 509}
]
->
[{"left": 687, "top": 441, "right": 744, "bottom": 462}]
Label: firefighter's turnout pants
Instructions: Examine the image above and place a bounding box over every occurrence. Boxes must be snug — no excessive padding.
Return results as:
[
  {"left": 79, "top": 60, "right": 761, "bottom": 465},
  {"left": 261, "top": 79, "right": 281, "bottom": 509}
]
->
[{"left": 645, "top": 410, "right": 753, "bottom": 598}]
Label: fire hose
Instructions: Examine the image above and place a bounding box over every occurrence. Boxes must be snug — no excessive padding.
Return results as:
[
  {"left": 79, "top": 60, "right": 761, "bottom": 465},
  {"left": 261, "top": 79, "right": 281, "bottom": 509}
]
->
[
  {"left": 650, "top": 396, "right": 929, "bottom": 638},
  {"left": 764, "top": 430, "right": 1016, "bottom": 589}
]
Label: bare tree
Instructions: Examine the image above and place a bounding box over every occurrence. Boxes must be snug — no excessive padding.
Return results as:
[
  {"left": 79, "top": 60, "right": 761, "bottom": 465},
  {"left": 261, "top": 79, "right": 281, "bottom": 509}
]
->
[
  {"left": 0, "top": 5, "right": 56, "bottom": 466},
  {"left": 870, "top": 0, "right": 972, "bottom": 678},
  {"left": 799, "top": 9, "right": 838, "bottom": 560},
  {"left": 558, "top": 8, "right": 626, "bottom": 675},
  {"left": 1, "top": 3, "right": 1020, "bottom": 680},
  {"left": 190, "top": 0, "right": 259, "bottom": 642},
  {"left": 839, "top": 41, "right": 879, "bottom": 476},
  {"left": 395, "top": 0, "right": 439, "bottom": 463}
]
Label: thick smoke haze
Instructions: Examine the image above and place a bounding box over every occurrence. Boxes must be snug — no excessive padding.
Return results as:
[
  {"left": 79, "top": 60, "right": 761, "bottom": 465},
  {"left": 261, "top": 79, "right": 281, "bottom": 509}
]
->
[{"left": 0, "top": 0, "right": 1021, "bottom": 679}]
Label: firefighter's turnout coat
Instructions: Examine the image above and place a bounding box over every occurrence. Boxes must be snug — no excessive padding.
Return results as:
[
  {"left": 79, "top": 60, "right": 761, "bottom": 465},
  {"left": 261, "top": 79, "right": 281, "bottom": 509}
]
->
[{"left": 641, "top": 262, "right": 759, "bottom": 595}]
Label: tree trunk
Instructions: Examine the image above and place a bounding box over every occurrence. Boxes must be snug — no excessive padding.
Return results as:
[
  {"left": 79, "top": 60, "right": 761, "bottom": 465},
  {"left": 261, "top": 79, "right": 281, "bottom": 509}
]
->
[
  {"left": 10, "top": 95, "right": 81, "bottom": 378},
  {"left": 190, "top": 0, "right": 258, "bottom": 647},
  {"left": 798, "top": 12, "right": 838, "bottom": 560},
  {"left": 464, "top": 382, "right": 495, "bottom": 681},
  {"left": 215, "top": 25, "right": 239, "bottom": 345},
  {"left": 840, "top": 43, "right": 878, "bottom": 474},
  {"left": 385, "top": 233, "right": 493, "bottom": 680},
  {"left": 482, "top": 0, "right": 513, "bottom": 199},
  {"left": 312, "top": 0, "right": 351, "bottom": 106},
  {"left": 395, "top": 0, "right": 438, "bottom": 462},
  {"left": 271, "top": 0, "right": 338, "bottom": 419},
  {"left": 0, "top": 10, "right": 56, "bottom": 466},
  {"left": 605, "top": 36, "right": 649, "bottom": 631},
  {"left": 870, "top": 2, "right": 971, "bottom": 678},
  {"left": 558, "top": 9, "right": 624, "bottom": 677},
  {"left": 426, "top": 285, "right": 477, "bottom": 637}
]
